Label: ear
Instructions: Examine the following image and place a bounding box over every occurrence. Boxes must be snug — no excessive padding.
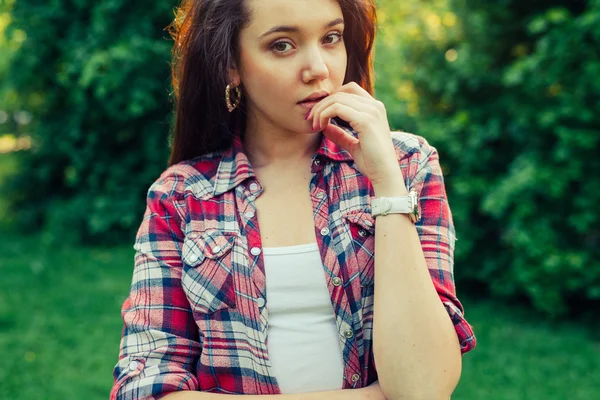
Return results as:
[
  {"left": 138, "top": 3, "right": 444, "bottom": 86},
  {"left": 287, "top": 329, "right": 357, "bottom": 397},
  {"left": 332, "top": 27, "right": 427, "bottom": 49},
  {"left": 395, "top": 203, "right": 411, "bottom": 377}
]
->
[{"left": 227, "top": 66, "right": 241, "bottom": 87}]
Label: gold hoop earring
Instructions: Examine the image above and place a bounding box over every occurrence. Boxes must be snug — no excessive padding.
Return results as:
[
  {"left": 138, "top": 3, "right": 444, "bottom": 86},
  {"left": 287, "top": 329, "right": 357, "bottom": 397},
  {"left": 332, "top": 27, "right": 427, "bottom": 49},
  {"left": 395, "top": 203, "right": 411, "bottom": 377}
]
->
[{"left": 225, "top": 84, "right": 241, "bottom": 112}]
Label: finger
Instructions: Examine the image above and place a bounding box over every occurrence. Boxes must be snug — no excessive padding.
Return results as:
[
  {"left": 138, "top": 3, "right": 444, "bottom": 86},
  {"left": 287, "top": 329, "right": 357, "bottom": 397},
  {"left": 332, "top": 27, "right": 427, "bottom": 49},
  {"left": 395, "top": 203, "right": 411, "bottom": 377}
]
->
[
  {"left": 333, "top": 83, "right": 389, "bottom": 121},
  {"left": 318, "top": 102, "right": 372, "bottom": 134},
  {"left": 311, "top": 94, "right": 377, "bottom": 131},
  {"left": 334, "top": 81, "right": 372, "bottom": 99},
  {"left": 322, "top": 122, "right": 360, "bottom": 153},
  {"left": 309, "top": 92, "right": 374, "bottom": 121},
  {"left": 332, "top": 86, "right": 387, "bottom": 120}
]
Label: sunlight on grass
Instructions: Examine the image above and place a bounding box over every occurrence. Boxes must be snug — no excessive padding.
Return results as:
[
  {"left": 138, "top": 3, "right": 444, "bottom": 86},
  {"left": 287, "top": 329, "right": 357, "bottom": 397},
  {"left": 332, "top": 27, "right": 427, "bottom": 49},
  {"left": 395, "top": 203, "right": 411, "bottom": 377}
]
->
[{"left": 0, "top": 228, "right": 598, "bottom": 400}]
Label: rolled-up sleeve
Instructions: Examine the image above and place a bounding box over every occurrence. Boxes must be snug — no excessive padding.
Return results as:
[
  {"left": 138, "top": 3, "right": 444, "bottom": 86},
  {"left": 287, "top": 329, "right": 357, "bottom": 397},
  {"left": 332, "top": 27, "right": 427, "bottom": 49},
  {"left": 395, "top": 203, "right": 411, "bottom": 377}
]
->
[
  {"left": 409, "top": 141, "right": 477, "bottom": 355},
  {"left": 110, "top": 177, "right": 201, "bottom": 399}
]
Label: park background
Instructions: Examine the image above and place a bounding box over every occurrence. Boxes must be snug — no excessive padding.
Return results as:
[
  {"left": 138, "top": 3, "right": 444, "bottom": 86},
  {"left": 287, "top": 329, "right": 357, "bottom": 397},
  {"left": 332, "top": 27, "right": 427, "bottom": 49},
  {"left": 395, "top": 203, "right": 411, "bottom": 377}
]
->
[{"left": 0, "top": 0, "right": 599, "bottom": 399}]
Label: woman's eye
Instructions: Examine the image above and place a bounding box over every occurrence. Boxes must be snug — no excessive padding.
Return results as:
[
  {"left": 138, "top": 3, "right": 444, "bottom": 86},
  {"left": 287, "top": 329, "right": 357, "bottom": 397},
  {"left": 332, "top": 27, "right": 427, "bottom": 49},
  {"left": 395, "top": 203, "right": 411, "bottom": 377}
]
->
[
  {"left": 271, "top": 41, "right": 293, "bottom": 53},
  {"left": 324, "top": 32, "right": 343, "bottom": 44}
]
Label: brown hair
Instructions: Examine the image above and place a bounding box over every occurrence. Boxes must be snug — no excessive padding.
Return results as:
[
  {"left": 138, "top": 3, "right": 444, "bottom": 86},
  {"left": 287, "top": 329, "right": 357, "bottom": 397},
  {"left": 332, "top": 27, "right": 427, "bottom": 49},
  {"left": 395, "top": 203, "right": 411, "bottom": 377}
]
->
[{"left": 167, "top": 0, "right": 377, "bottom": 166}]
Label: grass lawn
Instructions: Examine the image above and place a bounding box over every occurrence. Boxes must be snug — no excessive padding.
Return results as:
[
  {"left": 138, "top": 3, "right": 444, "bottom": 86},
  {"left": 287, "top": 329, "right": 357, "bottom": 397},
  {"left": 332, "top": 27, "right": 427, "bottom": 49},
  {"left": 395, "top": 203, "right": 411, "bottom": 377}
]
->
[{"left": 0, "top": 228, "right": 598, "bottom": 400}]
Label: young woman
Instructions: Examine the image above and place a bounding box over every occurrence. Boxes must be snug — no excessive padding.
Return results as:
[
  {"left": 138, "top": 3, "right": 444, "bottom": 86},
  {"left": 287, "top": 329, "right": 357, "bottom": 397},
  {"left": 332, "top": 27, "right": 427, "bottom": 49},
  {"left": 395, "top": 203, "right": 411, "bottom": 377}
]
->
[{"left": 110, "top": 0, "right": 476, "bottom": 399}]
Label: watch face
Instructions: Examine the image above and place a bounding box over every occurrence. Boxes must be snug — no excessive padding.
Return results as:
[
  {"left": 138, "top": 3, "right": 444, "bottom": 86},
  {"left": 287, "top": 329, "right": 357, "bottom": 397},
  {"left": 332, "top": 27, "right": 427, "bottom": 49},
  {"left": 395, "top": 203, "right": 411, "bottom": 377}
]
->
[
  {"left": 409, "top": 188, "right": 420, "bottom": 222},
  {"left": 410, "top": 207, "right": 420, "bottom": 223}
]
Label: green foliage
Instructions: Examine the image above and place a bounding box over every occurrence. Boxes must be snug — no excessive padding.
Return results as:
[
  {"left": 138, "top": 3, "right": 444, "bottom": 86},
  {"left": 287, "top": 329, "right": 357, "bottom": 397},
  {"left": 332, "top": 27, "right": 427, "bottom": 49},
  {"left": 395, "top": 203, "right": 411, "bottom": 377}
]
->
[
  {"left": 375, "top": 0, "right": 600, "bottom": 315},
  {"left": 3, "top": 0, "right": 599, "bottom": 315},
  {"left": 2, "top": 0, "right": 176, "bottom": 243}
]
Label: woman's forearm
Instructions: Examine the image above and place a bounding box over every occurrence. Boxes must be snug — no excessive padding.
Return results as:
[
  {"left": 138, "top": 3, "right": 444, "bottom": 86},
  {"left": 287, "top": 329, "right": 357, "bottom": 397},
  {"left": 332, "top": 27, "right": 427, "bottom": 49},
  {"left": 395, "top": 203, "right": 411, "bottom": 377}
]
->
[
  {"left": 161, "top": 384, "right": 384, "bottom": 400},
  {"left": 371, "top": 179, "right": 462, "bottom": 400}
]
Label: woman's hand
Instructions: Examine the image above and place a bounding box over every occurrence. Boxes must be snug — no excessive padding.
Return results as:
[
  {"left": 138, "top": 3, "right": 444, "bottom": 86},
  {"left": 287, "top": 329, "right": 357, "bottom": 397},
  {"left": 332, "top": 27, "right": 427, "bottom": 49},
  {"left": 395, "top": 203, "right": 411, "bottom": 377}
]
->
[{"left": 307, "top": 82, "right": 406, "bottom": 192}]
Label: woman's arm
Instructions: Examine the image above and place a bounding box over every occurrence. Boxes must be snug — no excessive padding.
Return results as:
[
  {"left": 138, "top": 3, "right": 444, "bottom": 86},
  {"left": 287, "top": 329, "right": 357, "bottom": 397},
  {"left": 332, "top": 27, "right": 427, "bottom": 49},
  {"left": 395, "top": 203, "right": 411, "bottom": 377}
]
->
[
  {"left": 371, "top": 147, "right": 467, "bottom": 400},
  {"left": 110, "top": 176, "right": 202, "bottom": 399},
  {"left": 162, "top": 381, "right": 386, "bottom": 400},
  {"left": 300, "top": 82, "right": 475, "bottom": 400}
]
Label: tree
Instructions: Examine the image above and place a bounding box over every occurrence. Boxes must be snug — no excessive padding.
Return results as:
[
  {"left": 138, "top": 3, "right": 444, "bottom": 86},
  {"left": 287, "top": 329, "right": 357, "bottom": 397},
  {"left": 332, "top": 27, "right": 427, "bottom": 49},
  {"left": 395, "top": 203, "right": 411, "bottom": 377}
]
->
[
  {"left": 375, "top": 0, "right": 600, "bottom": 315},
  {"left": 2, "top": 0, "right": 176, "bottom": 243}
]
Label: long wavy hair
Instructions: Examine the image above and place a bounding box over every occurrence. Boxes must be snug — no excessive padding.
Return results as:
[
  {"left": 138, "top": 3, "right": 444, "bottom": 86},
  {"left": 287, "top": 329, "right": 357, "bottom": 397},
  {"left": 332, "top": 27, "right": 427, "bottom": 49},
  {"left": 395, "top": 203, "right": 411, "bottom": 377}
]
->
[{"left": 167, "top": 0, "right": 377, "bottom": 166}]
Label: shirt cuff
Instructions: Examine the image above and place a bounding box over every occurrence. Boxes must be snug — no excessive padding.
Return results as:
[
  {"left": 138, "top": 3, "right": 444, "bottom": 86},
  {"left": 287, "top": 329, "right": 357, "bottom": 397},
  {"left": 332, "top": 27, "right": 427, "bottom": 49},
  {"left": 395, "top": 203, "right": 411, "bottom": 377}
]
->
[{"left": 443, "top": 301, "right": 477, "bottom": 354}]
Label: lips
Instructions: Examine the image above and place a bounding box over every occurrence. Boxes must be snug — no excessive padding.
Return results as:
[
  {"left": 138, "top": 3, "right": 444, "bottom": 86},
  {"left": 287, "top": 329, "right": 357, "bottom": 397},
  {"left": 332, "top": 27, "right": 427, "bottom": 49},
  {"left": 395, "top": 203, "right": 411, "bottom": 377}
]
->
[
  {"left": 299, "top": 96, "right": 326, "bottom": 104},
  {"left": 299, "top": 90, "right": 330, "bottom": 104}
]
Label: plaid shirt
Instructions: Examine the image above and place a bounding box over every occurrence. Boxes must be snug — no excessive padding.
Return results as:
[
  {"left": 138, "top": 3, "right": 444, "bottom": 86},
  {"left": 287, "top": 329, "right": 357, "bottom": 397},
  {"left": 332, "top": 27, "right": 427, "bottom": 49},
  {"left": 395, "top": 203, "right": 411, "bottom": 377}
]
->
[{"left": 110, "top": 124, "right": 476, "bottom": 399}]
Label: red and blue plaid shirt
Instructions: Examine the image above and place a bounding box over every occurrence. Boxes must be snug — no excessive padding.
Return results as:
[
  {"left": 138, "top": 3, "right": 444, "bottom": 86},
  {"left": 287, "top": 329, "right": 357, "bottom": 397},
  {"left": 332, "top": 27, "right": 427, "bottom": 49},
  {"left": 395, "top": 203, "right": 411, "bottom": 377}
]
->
[{"left": 111, "top": 124, "right": 476, "bottom": 399}]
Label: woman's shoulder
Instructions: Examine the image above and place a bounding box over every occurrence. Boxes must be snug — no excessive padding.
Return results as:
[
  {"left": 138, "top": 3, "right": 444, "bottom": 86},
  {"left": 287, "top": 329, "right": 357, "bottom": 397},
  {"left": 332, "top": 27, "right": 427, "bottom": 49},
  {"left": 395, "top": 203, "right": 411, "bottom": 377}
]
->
[
  {"left": 387, "top": 130, "right": 446, "bottom": 190},
  {"left": 339, "top": 120, "right": 437, "bottom": 162},
  {"left": 389, "top": 130, "right": 438, "bottom": 164},
  {"left": 146, "top": 151, "right": 224, "bottom": 199}
]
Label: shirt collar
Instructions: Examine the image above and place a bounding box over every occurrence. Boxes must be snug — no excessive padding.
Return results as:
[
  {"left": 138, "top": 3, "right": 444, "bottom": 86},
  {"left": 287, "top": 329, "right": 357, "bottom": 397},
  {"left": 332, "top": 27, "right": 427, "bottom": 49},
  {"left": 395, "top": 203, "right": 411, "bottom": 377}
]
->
[{"left": 212, "top": 121, "right": 354, "bottom": 197}]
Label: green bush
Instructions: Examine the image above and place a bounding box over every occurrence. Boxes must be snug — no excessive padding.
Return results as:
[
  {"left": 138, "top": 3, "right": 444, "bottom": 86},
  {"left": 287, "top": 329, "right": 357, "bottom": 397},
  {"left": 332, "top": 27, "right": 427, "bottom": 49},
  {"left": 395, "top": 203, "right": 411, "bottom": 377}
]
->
[
  {"left": 375, "top": 0, "right": 600, "bottom": 315},
  {"left": 2, "top": 0, "right": 175, "bottom": 243}
]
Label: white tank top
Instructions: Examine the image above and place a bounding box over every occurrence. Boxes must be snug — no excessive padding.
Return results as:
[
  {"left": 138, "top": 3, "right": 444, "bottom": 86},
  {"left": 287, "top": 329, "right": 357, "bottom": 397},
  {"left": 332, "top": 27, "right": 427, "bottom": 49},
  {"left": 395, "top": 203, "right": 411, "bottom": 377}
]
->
[{"left": 262, "top": 242, "right": 344, "bottom": 394}]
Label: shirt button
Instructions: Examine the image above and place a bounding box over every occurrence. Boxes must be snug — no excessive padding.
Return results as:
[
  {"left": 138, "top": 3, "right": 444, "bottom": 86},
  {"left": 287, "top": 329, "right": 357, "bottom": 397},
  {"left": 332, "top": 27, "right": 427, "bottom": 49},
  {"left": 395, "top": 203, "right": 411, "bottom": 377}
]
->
[
  {"left": 351, "top": 373, "right": 360, "bottom": 383},
  {"left": 344, "top": 329, "right": 354, "bottom": 339},
  {"left": 364, "top": 220, "right": 373, "bottom": 227},
  {"left": 188, "top": 254, "right": 199, "bottom": 263},
  {"left": 256, "top": 298, "right": 265, "bottom": 308},
  {"left": 212, "top": 245, "right": 221, "bottom": 254},
  {"left": 251, "top": 247, "right": 261, "bottom": 256},
  {"left": 313, "top": 158, "right": 321, "bottom": 166},
  {"left": 316, "top": 192, "right": 325, "bottom": 199},
  {"left": 320, "top": 227, "right": 329, "bottom": 236},
  {"left": 358, "top": 229, "right": 367, "bottom": 237},
  {"left": 332, "top": 277, "right": 342, "bottom": 286},
  {"left": 128, "top": 361, "right": 139, "bottom": 371},
  {"left": 249, "top": 182, "right": 259, "bottom": 191},
  {"left": 245, "top": 211, "right": 255, "bottom": 219}
]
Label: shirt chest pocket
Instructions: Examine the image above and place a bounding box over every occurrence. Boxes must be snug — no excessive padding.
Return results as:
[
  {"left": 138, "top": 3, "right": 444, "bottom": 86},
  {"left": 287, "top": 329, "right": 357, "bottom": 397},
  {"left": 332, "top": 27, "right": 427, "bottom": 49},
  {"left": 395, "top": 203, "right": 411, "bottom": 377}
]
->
[
  {"left": 181, "top": 229, "right": 237, "bottom": 314},
  {"left": 342, "top": 209, "right": 376, "bottom": 287}
]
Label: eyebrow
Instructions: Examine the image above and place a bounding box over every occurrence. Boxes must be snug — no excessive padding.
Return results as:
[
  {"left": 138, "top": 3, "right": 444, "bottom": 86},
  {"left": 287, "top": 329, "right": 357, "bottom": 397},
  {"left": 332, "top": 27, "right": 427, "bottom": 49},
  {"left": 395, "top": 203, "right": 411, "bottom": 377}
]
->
[{"left": 259, "top": 18, "right": 344, "bottom": 39}]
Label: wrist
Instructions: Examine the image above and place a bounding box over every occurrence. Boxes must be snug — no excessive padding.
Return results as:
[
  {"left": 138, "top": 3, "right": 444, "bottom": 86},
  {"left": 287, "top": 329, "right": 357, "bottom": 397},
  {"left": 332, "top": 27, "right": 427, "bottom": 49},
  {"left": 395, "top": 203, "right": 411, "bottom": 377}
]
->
[
  {"left": 370, "top": 165, "right": 408, "bottom": 197},
  {"left": 373, "top": 179, "right": 409, "bottom": 197}
]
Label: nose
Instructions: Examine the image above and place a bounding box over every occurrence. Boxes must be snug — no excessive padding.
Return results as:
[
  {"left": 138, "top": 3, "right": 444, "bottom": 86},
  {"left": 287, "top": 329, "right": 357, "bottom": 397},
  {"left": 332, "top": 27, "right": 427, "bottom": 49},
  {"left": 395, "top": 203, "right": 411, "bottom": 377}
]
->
[{"left": 301, "top": 47, "right": 329, "bottom": 83}]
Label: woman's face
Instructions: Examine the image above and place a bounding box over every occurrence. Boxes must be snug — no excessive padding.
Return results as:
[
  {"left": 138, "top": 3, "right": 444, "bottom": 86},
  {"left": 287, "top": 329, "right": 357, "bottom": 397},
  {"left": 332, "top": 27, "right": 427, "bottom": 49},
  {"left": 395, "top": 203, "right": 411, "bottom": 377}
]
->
[{"left": 233, "top": 0, "right": 347, "bottom": 136}]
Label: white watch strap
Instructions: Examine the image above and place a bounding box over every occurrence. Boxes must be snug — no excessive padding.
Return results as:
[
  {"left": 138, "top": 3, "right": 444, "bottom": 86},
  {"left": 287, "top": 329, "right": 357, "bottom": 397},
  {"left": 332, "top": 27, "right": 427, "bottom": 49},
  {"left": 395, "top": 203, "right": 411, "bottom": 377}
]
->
[{"left": 371, "top": 195, "right": 412, "bottom": 217}]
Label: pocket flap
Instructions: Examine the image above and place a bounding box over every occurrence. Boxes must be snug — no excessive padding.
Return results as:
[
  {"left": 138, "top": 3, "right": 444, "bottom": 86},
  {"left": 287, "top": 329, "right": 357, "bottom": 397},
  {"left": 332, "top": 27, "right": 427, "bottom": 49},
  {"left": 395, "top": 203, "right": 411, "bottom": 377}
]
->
[{"left": 183, "top": 230, "right": 236, "bottom": 266}]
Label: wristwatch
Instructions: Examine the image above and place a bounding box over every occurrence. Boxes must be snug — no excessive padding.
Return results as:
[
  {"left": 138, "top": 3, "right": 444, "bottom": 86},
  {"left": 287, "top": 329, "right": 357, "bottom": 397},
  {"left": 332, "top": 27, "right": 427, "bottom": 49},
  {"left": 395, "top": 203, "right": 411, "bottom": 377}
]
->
[{"left": 371, "top": 188, "right": 420, "bottom": 223}]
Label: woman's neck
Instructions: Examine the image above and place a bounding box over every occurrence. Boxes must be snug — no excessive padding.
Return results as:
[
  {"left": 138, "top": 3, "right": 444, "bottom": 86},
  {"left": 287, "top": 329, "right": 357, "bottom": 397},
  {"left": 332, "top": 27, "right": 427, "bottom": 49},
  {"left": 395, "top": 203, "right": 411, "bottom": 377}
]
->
[{"left": 242, "top": 119, "right": 322, "bottom": 170}]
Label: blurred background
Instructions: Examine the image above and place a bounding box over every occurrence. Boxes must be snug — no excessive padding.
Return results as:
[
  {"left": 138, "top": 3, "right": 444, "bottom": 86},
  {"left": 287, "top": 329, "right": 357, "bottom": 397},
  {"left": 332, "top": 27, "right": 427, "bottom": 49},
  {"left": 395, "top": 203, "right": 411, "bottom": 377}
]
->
[{"left": 0, "top": 0, "right": 599, "bottom": 399}]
